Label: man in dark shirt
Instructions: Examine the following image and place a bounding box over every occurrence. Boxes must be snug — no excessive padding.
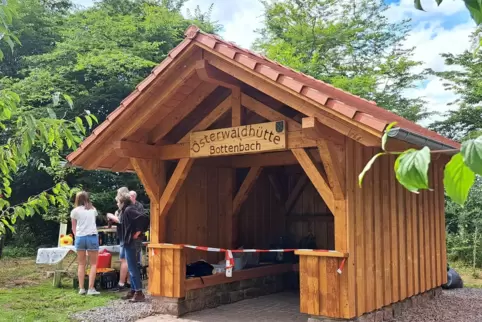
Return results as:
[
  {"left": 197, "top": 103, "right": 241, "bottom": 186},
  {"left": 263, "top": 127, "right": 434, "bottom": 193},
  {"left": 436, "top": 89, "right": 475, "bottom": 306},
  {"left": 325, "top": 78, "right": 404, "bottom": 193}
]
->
[{"left": 129, "top": 191, "right": 145, "bottom": 214}]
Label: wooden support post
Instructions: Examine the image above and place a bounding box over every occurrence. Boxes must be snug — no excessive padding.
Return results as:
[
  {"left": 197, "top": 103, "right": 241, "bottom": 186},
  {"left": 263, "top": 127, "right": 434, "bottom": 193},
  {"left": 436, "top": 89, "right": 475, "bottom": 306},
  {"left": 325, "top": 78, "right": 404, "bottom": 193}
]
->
[
  {"left": 298, "top": 254, "right": 349, "bottom": 318},
  {"left": 130, "top": 159, "right": 166, "bottom": 243},
  {"left": 232, "top": 88, "right": 242, "bottom": 126},
  {"left": 231, "top": 166, "right": 262, "bottom": 247},
  {"left": 158, "top": 158, "right": 194, "bottom": 240},
  {"left": 148, "top": 244, "right": 186, "bottom": 298},
  {"left": 292, "top": 148, "right": 335, "bottom": 214},
  {"left": 318, "top": 139, "right": 345, "bottom": 199}
]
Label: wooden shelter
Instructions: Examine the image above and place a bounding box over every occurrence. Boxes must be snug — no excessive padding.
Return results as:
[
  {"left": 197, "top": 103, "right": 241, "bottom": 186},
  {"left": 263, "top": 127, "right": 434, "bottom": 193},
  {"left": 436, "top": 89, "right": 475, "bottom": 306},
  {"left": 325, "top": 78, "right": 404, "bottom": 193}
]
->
[{"left": 68, "top": 26, "right": 458, "bottom": 320}]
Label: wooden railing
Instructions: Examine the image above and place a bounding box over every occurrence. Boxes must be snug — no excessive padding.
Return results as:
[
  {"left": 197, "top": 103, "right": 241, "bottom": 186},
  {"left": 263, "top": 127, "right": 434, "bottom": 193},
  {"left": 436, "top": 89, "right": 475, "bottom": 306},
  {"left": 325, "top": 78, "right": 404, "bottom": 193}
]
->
[
  {"left": 148, "top": 244, "right": 186, "bottom": 298},
  {"left": 295, "top": 250, "right": 350, "bottom": 318}
]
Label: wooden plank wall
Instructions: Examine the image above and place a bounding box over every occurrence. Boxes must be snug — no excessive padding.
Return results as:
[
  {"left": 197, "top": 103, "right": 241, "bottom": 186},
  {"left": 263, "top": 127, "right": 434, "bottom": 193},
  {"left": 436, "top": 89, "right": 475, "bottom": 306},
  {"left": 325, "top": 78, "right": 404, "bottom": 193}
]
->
[
  {"left": 347, "top": 139, "right": 447, "bottom": 316},
  {"left": 299, "top": 256, "right": 346, "bottom": 317},
  {"left": 237, "top": 171, "right": 285, "bottom": 249},
  {"left": 287, "top": 171, "right": 334, "bottom": 250},
  {"left": 166, "top": 165, "right": 233, "bottom": 264},
  {"left": 238, "top": 169, "right": 334, "bottom": 250}
]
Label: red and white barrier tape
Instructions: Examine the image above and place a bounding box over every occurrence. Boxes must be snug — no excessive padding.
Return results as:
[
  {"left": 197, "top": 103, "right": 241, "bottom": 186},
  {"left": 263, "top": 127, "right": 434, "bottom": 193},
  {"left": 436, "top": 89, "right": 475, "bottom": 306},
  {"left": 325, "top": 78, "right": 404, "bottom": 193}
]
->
[{"left": 152, "top": 243, "right": 346, "bottom": 276}]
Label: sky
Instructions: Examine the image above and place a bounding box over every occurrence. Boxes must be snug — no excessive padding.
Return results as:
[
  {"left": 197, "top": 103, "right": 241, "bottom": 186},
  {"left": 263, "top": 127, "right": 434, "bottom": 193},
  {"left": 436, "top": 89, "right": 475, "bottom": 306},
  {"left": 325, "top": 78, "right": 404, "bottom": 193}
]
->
[{"left": 73, "top": 0, "right": 476, "bottom": 125}]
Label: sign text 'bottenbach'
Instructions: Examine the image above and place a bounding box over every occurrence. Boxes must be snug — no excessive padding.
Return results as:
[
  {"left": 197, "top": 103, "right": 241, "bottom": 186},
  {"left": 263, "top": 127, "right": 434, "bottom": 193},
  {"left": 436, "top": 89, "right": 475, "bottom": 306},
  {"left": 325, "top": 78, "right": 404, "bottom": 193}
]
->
[{"left": 190, "top": 121, "right": 286, "bottom": 158}]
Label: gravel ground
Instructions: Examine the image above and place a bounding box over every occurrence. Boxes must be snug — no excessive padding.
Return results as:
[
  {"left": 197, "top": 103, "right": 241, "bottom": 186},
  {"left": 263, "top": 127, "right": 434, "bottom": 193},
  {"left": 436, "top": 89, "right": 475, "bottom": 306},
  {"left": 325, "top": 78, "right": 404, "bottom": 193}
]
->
[
  {"left": 71, "top": 288, "right": 482, "bottom": 322},
  {"left": 394, "top": 288, "right": 482, "bottom": 322},
  {"left": 70, "top": 295, "right": 156, "bottom": 322}
]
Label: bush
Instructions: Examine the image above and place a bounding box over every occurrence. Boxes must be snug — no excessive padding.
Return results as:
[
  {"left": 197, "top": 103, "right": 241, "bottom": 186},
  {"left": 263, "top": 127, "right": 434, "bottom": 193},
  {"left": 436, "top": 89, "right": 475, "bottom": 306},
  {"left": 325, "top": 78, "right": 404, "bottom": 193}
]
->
[{"left": 2, "top": 246, "right": 36, "bottom": 258}]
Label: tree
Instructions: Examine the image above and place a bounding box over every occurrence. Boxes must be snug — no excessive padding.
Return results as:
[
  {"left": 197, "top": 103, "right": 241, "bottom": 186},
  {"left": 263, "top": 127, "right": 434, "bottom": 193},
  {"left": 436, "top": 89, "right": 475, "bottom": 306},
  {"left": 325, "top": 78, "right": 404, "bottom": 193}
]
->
[
  {"left": 255, "top": 0, "right": 427, "bottom": 122},
  {"left": 357, "top": 1, "right": 482, "bottom": 206},
  {"left": 0, "top": 1, "right": 96, "bottom": 236},
  {"left": 0, "top": 0, "right": 220, "bottom": 244}
]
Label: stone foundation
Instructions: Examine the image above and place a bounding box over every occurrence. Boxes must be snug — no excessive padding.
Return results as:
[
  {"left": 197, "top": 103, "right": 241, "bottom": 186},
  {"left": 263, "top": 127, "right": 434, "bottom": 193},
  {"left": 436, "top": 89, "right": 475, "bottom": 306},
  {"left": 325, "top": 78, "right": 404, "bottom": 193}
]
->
[
  {"left": 151, "top": 273, "right": 289, "bottom": 316},
  {"left": 308, "top": 287, "right": 443, "bottom": 322}
]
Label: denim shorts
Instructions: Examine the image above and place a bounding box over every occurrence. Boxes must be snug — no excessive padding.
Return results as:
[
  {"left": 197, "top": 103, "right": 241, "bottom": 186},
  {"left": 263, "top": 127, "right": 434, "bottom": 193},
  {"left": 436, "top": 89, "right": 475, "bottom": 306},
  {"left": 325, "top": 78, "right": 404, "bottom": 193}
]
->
[
  {"left": 75, "top": 235, "right": 99, "bottom": 251},
  {"left": 119, "top": 245, "right": 126, "bottom": 259}
]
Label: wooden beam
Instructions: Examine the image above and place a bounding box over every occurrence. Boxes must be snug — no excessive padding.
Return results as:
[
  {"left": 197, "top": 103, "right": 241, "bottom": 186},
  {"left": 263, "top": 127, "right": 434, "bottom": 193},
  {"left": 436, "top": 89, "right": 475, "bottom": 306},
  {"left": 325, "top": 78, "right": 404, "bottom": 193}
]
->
[
  {"left": 284, "top": 174, "right": 308, "bottom": 215},
  {"left": 130, "top": 159, "right": 164, "bottom": 201},
  {"left": 178, "top": 95, "right": 232, "bottom": 143},
  {"left": 158, "top": 158, "right": 194, "bottom": 225},
  {"left": 302, "top": 116, "right": 345, "bottom": 145},
  {"left": 195, "top": 59, "right": 240, "bottom": 89},
  {"left": 267, "top": 173, "right": 284, "bottom": 202},
  {"left": 202, "top": 51, "right": 382, "bottom": 146},
  {"left": 80, "top": 49, "right": 202, "bottom": 169},
  {"left": 114, "top": 130, "right": 319, "bottom": 161},
  {"left": 110, "top": 158, "right": 131, "bottom": 172},
  {"left": 318, "top": 139, "right": 345, "bottom": 200},
  {"left": 228, "top": 150, "right": 321, "bottom": 168},
  {"left": 232, "top": 167, "right": 262, "bottom": 217},
  {"left": 292, "top": 148, "right": 335, "bottom": 214},
  {"left": 242, "top": 93, "right": 301, "bottom": 131},
  {"left": 232, "top": 88, "right": 242, "bottom": 126},
  {"left": 113, "top": 140, "right": 190, "bottom": 160},
  {"left": 130, "top": 159, "right": 166, "bottom": 243},
  {"left": 148, "top": 82, "right": 218, "bottom": 143}
]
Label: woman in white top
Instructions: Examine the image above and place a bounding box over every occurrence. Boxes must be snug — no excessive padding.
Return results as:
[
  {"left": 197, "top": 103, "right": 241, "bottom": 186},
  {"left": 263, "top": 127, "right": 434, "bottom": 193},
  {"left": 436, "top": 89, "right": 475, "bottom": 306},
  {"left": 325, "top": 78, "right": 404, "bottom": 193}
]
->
[{"left": 71, "top": 191, "right": 100, "bottom": 295}]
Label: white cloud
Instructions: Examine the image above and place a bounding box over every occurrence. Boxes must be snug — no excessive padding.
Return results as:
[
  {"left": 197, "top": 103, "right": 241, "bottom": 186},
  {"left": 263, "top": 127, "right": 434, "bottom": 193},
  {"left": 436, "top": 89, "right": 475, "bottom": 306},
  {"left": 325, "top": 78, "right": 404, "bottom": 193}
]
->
[
  {"left": 386, "top": 3, "right": 475, "bottom": 124},
  {"left": 184, "top": 0, "right": 263, "bottom": 49}
]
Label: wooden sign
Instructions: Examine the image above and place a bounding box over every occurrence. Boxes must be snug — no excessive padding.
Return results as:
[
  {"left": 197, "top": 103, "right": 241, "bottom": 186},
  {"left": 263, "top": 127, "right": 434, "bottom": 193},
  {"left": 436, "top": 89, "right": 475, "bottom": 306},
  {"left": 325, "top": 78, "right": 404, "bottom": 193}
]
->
[{"left": 190, "top": 121, "right": 286, "bottom": 158}]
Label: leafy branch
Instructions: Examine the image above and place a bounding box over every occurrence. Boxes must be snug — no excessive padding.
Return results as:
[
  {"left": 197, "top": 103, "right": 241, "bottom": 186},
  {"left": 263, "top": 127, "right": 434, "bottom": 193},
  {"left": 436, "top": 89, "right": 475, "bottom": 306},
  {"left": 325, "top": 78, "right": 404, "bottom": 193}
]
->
[
  {"left": 359, "top": 122, "right": 482, "bottom": 206},
  {"left": 0, "top": 182, "right": 80, "bottom": 234}
]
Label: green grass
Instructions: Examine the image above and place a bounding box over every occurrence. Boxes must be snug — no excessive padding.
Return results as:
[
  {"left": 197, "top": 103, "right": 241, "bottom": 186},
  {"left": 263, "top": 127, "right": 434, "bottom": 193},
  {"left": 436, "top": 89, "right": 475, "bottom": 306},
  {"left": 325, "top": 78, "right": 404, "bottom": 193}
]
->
[
  {"left": 450, "top": 261, "right": 482, "bottom": 289},
  {"left": 0, "top": 257, "right": 118, "bottom": 322}
]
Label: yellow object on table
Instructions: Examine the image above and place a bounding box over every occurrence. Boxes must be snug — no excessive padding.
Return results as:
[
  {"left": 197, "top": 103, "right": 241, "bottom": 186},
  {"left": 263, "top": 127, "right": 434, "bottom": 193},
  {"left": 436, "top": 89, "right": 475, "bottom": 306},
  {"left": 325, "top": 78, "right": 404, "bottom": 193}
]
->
[{"left": 59, "top": 234, "right": 73, "bottom": 247}]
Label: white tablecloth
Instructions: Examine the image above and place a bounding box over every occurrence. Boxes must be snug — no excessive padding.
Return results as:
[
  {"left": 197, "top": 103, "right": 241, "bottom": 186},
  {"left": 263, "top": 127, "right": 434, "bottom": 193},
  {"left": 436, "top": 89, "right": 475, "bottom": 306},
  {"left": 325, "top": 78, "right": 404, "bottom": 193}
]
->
[{"left": 36, "top": 245, "right": 121, "bottom": 265}]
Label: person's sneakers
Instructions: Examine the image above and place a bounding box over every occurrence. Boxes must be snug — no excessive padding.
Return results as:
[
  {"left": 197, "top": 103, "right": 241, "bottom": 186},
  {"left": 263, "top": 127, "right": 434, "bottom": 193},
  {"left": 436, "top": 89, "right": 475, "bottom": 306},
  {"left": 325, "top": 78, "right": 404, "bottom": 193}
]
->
[
  {"left": 121, "top": 290, "right": 135, "bottom": 300},
  {"left": 87, "top": 289, "right": 101, "bottom": 296},
  {"left": 129, "top": 291, "right": 146, "bottom": 302},
  {"left": 78, "top": 289, "right": 86, "bottom": 295}
]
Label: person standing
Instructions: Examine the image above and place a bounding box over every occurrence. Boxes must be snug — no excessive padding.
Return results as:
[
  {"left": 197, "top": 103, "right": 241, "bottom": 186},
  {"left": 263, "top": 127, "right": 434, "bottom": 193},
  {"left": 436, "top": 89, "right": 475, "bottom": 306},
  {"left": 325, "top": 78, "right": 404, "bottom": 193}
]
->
[
  {"left": 109, "top": 192, "right": 145, "bottom": 302},
  {"left": 108, "top": 187, "right": 130, "bottom": 291},
  {"left": 71, "top": 191, "right": 100, "bottom": 295},
  {"left": 129, "top": 190, "right": 145, "bottom": 214}
]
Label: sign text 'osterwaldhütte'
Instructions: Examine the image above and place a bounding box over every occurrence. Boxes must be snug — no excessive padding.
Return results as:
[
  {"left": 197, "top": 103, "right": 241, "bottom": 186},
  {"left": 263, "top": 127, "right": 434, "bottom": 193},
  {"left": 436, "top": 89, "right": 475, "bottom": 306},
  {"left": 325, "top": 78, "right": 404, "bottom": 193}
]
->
[{"left": 190, "top": 121, "right": 286, "bottom": 158}]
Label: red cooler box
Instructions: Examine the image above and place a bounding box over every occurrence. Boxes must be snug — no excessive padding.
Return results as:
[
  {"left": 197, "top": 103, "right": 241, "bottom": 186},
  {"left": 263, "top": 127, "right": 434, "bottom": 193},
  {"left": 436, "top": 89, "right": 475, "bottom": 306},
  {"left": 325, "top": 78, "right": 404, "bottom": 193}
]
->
[{"left": 97, "top": 249, "right": 112, "bottom": 269}]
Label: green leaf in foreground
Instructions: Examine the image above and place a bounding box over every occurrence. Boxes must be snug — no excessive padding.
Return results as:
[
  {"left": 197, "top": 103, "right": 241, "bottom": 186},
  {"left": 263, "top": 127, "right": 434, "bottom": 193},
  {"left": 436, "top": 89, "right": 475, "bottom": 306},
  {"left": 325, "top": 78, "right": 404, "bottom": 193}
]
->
[
  {"left": 465, "top": 0, "right": 482, "bottom": 25},
  {"left": 444, "top": 153, "right": 476, "bottom": 206},
  {"left": 414, "top": 0, "right": 424, "bottom": 11},
  {"left": 394, "top": 147, "right": 431, "bottom": 192},
  {"left": 382, "top": 121, "right": 397, "bottom": 151},
  {"left": 461, "top": 136, "right": 482, "bottom": 175},
  {"left": 358, "top": 152, "right": 385, "bottom": 187}
]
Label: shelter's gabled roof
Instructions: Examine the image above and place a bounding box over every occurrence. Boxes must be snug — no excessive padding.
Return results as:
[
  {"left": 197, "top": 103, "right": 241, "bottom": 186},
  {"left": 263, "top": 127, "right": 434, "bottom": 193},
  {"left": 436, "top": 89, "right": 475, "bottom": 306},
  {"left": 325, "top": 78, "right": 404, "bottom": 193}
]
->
[{"left": 67, "top": 25, "right": 459, "bottom": 170}]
